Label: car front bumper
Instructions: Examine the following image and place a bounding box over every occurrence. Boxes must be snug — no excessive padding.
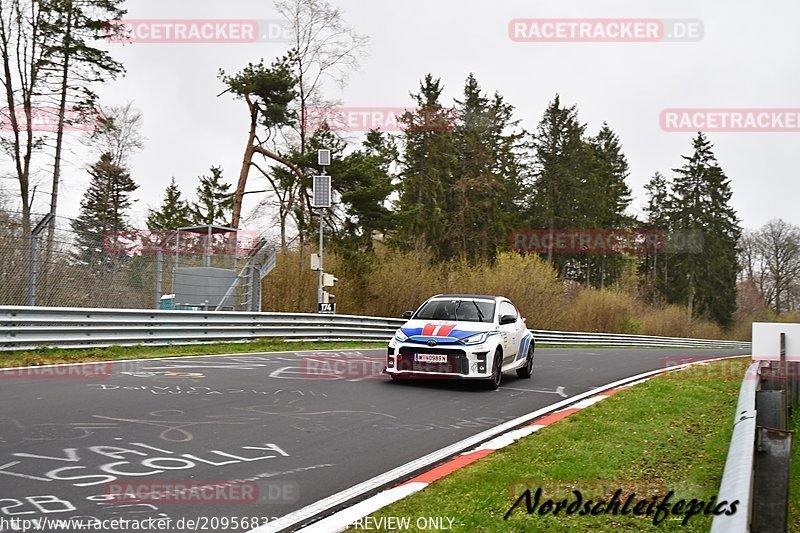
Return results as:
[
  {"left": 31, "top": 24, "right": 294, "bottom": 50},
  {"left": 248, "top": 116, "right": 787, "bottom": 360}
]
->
[{"left": 384, "top": 338, "right": 495, "bottom": 379}]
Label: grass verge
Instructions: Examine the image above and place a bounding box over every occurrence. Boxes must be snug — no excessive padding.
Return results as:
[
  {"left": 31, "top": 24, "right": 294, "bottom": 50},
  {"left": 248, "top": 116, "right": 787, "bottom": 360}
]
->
[
  {"left": 354, "top": 357, "right": 750, "bottom": 532},
  {"left": 0, "top": 339, "right": 384, "bottom": 368},
  {"left": 790, "top": 404, "right": 800, "bottom": 531}
]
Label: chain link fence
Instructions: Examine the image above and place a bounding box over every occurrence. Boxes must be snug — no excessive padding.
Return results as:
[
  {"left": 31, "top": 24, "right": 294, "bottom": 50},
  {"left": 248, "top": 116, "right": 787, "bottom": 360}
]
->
[{"left": 0, "top": 210, "right": 275, "bottom": 310}]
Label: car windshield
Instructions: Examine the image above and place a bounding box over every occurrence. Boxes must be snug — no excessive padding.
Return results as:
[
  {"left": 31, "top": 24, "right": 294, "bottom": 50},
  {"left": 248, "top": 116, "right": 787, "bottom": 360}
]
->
[{"left": 414, "top": 299, "right": 495, "bottom": 323}]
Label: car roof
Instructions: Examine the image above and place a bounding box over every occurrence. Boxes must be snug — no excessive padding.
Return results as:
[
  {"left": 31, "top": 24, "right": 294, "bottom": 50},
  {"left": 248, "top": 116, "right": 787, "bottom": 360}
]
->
[{"left": 431, "top": 294, "right": 502, "bottom": 301}]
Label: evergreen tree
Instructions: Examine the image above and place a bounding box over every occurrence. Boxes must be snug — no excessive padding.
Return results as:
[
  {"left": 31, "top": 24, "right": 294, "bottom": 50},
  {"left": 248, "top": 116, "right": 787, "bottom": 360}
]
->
[
  {"left": 644, "top": 172, "right": 670, "bottom": 228},
  {"left": 394, "top": 75, "right": 458, "bottom": 260},
  {"left": 583, "top": 123, "right": 632, "bottom": 287},
  {"left": 191, "top": 166, "right": 233, "bottom": 226},
  {"left": 41, "top": 0, "right": 127, "bottom": 228},
  {"left": 667, "top": 133, "right": 741, "bottom": 326},
  {"left": 146, "top": 178, "right": 192, "bottom": 230},
  {"left": 335, "top": 130, "right": 398, "bottom": 252},
  {"left": 525, "top": 95, "right": 590, "bottom": 273},
  {"left": 71, "top": 152, "right": 138, "bottom": 266},
  {"left": 451, "top": 74, "right": 526, "bottom": 262},
  {"left": 642, "top": 171, "right": 670, "bottom": 288}
]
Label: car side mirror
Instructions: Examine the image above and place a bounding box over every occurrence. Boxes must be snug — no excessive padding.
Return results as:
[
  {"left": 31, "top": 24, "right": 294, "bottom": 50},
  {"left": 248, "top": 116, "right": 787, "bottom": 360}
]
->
[
  {"left": 500, "top": 314, "right": 517, "bottom": 325},
  {"left": 402, "top": 311, "right": 414, "bottom": 319}
]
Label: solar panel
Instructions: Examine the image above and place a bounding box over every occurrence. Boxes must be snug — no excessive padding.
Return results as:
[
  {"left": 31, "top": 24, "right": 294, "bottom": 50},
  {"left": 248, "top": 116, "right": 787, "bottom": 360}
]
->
[{"left": 312, "top": 175, "right": 332, "bottom": 208}]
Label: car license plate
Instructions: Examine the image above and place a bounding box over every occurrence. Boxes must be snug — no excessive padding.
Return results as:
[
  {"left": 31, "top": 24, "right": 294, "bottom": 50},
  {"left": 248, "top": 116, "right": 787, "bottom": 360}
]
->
[{"left": 414, "top": 353, "right": 448, "bottom": 363}]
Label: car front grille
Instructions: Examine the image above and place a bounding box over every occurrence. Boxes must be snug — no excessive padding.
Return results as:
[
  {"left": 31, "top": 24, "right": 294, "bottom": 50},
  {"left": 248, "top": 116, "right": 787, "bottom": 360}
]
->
[{"left": 396, "top": 347, "right": 468, "bottom": 375}]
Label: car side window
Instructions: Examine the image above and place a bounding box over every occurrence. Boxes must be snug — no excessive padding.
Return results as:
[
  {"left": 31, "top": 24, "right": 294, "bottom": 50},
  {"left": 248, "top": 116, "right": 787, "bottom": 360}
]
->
[{"left": 500, "top": 302, "right": 516, "bottom": 320}]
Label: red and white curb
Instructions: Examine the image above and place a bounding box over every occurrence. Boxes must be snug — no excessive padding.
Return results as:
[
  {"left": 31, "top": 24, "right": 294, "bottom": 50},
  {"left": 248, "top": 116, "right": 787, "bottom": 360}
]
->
[
  {"left": 296, "top": 388, "right": 637, "bottom": 533},
  {"left": 251, "top": 356, "right": 740, "bottom": 533}
]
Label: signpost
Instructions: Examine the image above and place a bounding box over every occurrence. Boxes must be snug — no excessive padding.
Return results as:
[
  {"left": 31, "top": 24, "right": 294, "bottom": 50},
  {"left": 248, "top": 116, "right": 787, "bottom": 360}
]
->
[{"left": 312, "top": 149, "right": 334, "bottom": 313}]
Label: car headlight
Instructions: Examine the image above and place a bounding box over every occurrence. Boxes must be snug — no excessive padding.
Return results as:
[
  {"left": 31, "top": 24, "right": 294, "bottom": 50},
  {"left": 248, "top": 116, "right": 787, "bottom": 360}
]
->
[
  {"left": 395, "top": 329, "right": 409, "bottom": 342},
  {"left": 458, "top": 331, "right": 490, "bottom": 345}
]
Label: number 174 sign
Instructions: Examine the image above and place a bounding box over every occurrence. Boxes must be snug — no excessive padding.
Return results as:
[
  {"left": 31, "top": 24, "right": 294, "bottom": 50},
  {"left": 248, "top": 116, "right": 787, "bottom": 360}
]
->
[{"left": 318, "top": 303, "right": 336, "bottom": 314}]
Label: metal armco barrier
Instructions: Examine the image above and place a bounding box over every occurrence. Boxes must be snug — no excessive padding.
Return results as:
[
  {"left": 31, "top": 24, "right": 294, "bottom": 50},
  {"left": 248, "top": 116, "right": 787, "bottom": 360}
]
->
[
  {"left": 713, "top": 326, "right": 800, "bottom": 533},
  {"left": 527, "top": 329, "right": 750, "bottom": 349},
  {"left": 710, "top": 361, "right": 759, "bottom": 533},
  {"left": 0, "top": 306, "right": 751, "bottom": 351}
]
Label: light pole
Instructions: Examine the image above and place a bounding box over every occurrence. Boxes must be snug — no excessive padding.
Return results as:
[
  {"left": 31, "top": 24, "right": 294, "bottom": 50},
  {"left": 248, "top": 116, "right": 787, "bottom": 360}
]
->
[{"left": 312, "top": 149, "right": 332, "bottom": 311}]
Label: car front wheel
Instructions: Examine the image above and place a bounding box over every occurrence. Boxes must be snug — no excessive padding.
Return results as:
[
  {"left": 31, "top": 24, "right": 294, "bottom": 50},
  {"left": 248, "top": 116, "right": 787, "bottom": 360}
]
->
[{"left": 484, "top": 348, "right": 503, "bottom": 390}]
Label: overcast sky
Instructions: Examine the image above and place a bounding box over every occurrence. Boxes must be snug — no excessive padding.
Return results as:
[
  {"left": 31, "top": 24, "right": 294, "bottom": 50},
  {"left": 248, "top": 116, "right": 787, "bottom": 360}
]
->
[{"left": 21, "top": 0, "right": 800, "bottom": 232}]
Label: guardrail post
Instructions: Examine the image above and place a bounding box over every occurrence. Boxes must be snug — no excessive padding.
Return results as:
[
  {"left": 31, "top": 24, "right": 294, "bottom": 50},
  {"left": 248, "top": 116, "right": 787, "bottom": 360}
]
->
[
  {"left": 26, "top": 213, "right": 54, "bottom": 306},
  {"left": 154, "top": 248, "right": 163, "bottom": 309},
  {"left": 751, "top": 331, "right": 792, "bottom": 533},
  {"left": 780, "top": 332, "right": 788, "bottom": 428},
  {"left": 752, "top": 427, "right": 792, "bottom": 532}
]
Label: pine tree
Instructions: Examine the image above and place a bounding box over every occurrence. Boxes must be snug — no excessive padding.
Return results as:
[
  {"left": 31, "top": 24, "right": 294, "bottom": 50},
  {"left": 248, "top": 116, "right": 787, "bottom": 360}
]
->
[
  {"left": 335, "top": 130, "right": 397, "bottom": 252},
  {"left": 71, "top": 152, "right": 138, "bottom": 266},
  {"left": 146, "top": 178, "right": 192, "bottom": 230},
  {"left": 394, "top": 75, "right": 457, "bottom": 259},
  {"left": 642, "top": 171, "right": 670, "bottom": 296},
  {"left": 667, "top": 133, "right": 741, "bottom": 326},
  {"left": 451, "top": 74, "right": 525, "bottom": 262},
  {"left": 191, "top": 166, "right": 233, "bottom": 226},
  {"left": 41, "top": 0, "right": 127, "bottom": 229},
  {"left": 583, "top": 123, "right": 632, "bottom": 287},
  {"left": 525, "top": 95, "right": 590, "bottom": 273}
]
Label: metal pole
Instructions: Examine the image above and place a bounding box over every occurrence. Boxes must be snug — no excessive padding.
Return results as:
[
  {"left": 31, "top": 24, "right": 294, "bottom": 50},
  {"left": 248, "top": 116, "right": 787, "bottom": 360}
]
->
[
  {"left": 26, "top": 213, "right": 54, "bottom": 306},
  {"left": 155, "top": 248, "right": 163, "bottom": 309},
  {"left": 27, "top": 234, "right": 36, "bottom": 306},
  {"left": 317, "top": 209, "right": 324, "bottom": 308},
  {"left": 205, "top": 226, "right": 211, "bottom": 268},
  {"left": 780, "top": 332, "right": 787, "bottom": 429}
]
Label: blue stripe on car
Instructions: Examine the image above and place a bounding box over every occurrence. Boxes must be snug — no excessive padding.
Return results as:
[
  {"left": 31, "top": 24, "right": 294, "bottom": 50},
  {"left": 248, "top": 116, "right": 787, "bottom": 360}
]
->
[{"left": 516, "top": 333, "right": 532, "bottom": 361}]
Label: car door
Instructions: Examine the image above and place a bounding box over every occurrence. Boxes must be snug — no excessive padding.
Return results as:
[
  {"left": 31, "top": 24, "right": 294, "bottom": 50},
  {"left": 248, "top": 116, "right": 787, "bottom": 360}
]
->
[{"left": 498, "top": 300, "right": 519, "bottom": 363}]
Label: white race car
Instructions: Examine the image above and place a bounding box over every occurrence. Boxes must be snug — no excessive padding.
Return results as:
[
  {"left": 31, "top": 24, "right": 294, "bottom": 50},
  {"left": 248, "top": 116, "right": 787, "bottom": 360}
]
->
[{"left": 386, "top": 294, "right": 535, "bottom": 389}]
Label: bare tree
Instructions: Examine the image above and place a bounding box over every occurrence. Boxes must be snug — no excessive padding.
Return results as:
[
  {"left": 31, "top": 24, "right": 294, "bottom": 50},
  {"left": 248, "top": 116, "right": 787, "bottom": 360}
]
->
[
  {"left": 86, "top": 103, "right": 144, "bottom": 166},
  {"left": 41, "top": 0, "right": 125, "bottom": 232},
  {"left": 278, "top": 0, "right": 368, "bottom": 242},
  {"left": 740, "top": 219, "right": 800, "bottom": 314},
  {"left": 228, "top": 0, "right": 368, "bottom": 237},
  {"left": 0, "top": 0, "right": 55, "bottom": 237}
]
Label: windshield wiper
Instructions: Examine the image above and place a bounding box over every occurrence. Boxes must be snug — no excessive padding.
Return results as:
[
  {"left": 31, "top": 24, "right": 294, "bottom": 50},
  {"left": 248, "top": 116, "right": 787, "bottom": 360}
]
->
[
  {"left": 472, "top": 301, "right": 485, "bottom": 322},
  {"left": 454, "top": 300, "right": 462, "bottom": 321}
]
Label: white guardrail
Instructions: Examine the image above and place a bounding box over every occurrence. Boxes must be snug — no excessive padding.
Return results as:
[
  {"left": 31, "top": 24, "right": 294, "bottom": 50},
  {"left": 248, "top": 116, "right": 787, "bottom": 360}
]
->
[{"left": 0, "top": 306, "right": 751, "bottom": 351}]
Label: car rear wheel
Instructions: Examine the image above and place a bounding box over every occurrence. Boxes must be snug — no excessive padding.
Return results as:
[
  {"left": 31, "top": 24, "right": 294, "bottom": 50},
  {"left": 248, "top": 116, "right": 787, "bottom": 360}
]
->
[
  {"left": 516, "top": 343, "right": 534, "bottom": 379},
  {"left": 484, "top": 348, "right": 503, "bottom": 390}
]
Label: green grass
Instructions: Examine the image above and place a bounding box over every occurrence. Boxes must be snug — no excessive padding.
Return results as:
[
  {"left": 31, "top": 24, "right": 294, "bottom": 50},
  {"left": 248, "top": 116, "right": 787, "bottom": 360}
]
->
[
  {"left": 355, "top": 357, "right": 750, "bottom": 532},
  {"left": 0, "top": 339, "right": 384, "bottom": 368},
  {"left": 790, "top": 401, "right": 800, "bottom": 531}
]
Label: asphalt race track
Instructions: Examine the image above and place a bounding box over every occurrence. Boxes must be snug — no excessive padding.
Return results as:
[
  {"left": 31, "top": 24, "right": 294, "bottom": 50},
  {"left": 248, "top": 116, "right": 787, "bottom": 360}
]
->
[{"left": 0, "top": 346, "right": 749, "bottom": 532}]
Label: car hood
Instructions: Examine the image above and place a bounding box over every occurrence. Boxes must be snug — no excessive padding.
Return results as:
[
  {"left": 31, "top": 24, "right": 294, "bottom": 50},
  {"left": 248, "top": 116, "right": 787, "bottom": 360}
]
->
[{"left": 399, "top": 319, "right": 495, "bottom": 344}]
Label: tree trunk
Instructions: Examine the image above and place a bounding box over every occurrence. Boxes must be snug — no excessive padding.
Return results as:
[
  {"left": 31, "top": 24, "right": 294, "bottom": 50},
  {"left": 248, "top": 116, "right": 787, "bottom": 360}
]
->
[{"left": 231, "top": 96, "right": 258, "bottom": 228}]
